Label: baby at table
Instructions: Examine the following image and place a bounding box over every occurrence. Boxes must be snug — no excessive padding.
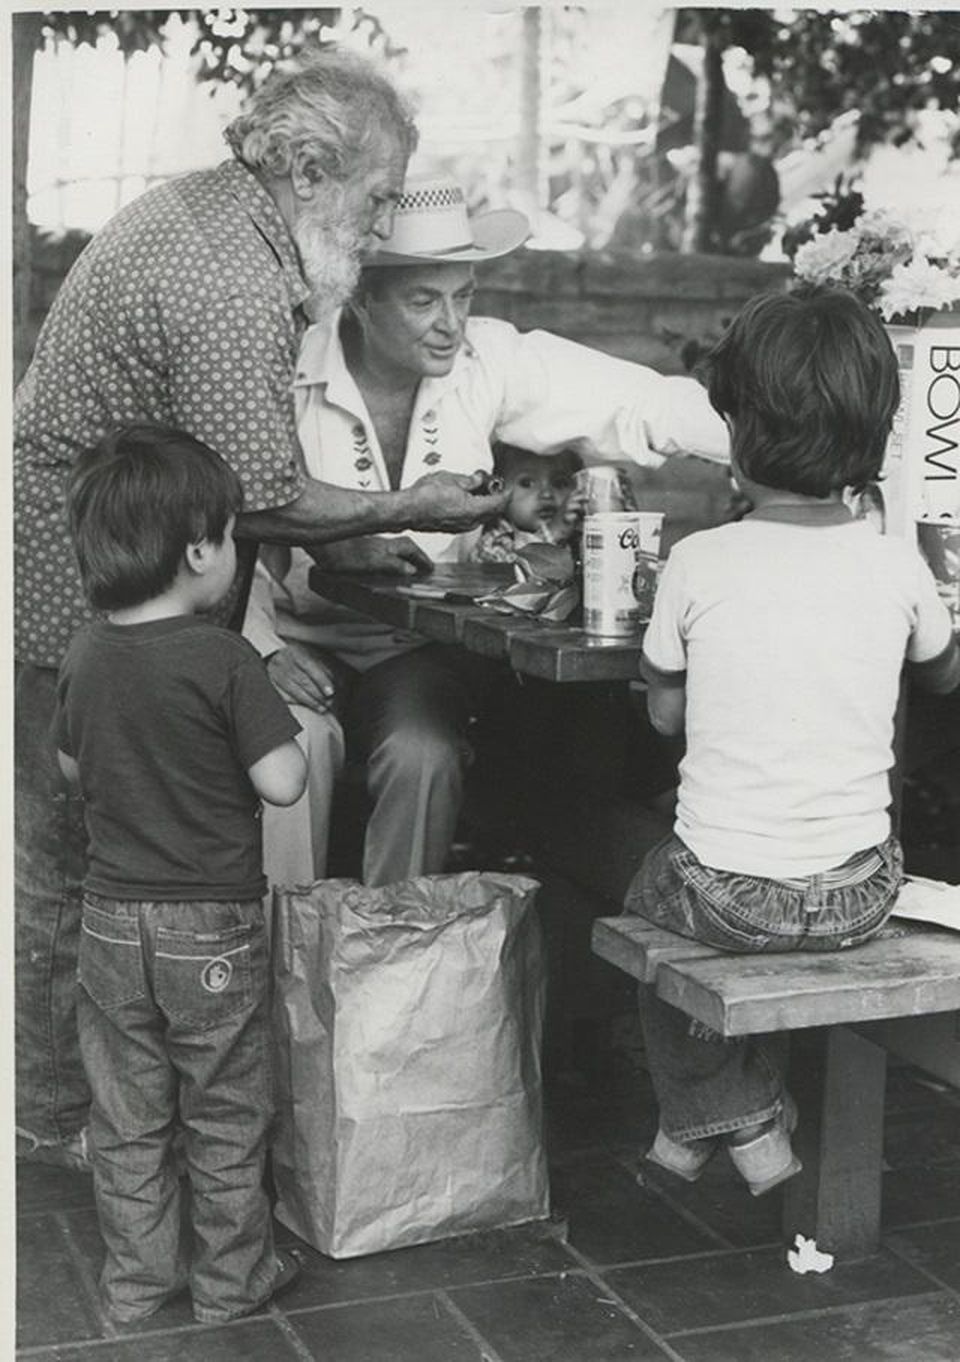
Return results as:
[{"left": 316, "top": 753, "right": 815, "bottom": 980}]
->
[
  {"left": 626, "top": 284, "right": 960, "bottom": 1197},
  {"left": 471, "top": 443, "right": 587, "bottom": 563}
]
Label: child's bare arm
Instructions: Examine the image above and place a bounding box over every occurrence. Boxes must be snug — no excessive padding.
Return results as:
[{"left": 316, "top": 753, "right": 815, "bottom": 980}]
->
[
  {"left": 646, "top": 682, "right": 686, "bottom": 736},
  {"left": 909, "top": 634, "right": 960, "bottom": 695},
  {"left": 57, "top": 749, "right": 81, "bottom": 786},
  {"left": 248, "top": 739, "right": 308, "bottom": 806}
]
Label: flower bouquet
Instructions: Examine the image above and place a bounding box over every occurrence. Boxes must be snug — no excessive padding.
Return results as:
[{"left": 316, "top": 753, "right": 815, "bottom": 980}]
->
[{"left": 788, "top": 188, "right": 960, "bottom": 323}]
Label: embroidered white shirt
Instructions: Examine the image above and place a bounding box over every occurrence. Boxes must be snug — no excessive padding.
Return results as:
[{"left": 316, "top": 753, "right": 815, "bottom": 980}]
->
[{"left": 244, "top": 316, "right": 730, "bottom": 669}]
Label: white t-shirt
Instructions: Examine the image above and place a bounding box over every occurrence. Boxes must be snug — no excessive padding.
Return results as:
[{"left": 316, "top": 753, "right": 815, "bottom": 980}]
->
[
  {"left": 641, "top": 507, "right": 954, "bottom": 877},
  {"left": 244, "top": 315, "right": 729, "bottom": 670}
]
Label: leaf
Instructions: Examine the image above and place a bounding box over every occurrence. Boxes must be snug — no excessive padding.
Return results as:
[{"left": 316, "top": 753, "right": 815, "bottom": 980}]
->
[
  {"left": 498, "top": 582, "right": 555, "bottom": 613},
  {"left": 538, "top": 585, "right": 580, "bottom": 623},
  {"left": 515, "top": 542, "right": 574, "bottom": 585}
]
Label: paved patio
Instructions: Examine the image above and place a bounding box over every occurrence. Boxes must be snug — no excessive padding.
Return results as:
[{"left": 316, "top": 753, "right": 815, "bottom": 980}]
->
[{"left": 16, "top": 1039, "right": 960, "bottom": 1361}]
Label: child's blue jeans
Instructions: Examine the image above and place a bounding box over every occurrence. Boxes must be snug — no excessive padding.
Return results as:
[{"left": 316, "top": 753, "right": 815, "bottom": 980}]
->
[
  {"left": 624, "top": 832, "right": 903, "bottom": 1143},
  {"left": 77, "top": 893, "right": 278, "bottom": 1324}
]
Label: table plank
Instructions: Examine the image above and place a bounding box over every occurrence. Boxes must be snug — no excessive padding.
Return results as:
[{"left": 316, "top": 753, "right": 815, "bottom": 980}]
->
[
  {"left": 592, "top": 917, "right": 718, "bottom": 984},
  {"left": 307, "top": 572, "right": 419, "bottom": 630},
  {"left": 509, "top": 626, "right": 645, "bottom": 684},
  {"left": 460, "top": 612, "right": 546, "bottom": 661},
  {"left": 309, "top": 565, "right": 646, "bottom": 681},
  {"left": 656, "top": 928, "right": 960, "bottom": 1035},
  {"left": 409, "top": 600, "right": 494, "bottom": 644}
]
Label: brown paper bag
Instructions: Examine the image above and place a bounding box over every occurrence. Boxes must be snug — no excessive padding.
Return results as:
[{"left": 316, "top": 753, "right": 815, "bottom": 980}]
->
[{"left": 270, "top": 871, "right": 549, "bottom": 1258}]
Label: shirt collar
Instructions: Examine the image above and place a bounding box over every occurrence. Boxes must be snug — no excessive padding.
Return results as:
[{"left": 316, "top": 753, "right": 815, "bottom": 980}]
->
[
  {"left": 293, "top": 314, "right": 360, "bottom": 416},
  {"left": 293, "top": 316, "right": 479, "bottom": 405},
  {"left": 216, "top": 160, "right": 310, "bottom": 312},
  {"left": 747, "top": 501, "right": 854, "bottom": 527}
]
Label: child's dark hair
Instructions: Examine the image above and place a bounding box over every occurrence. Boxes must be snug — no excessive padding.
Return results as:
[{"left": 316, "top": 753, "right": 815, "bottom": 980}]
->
[
  {"left": 492, "top": 442, "right": 583, "bottom": 477},
  {"left": 704, "top": 285, "right": 899, "bottom": 497},
  {"left": 67, "top": 425, "right": 244, "bottom": 610}
]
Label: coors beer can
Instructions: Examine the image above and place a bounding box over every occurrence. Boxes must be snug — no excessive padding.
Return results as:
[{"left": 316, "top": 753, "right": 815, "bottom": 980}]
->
[{"left": 582, "top": 513, "right": 643, "bottom": 636}]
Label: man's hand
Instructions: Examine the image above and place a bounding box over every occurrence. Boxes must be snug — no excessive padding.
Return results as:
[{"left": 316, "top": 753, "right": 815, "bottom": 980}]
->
[
  {"left": 309, "top": 535, "right": 434, "bottom": 577},
  {"left": 404, "top": 470, "right": 510, "bottom": 532},
  {"left": 267, "top": 643, "right": 337, "bottom": 712}
]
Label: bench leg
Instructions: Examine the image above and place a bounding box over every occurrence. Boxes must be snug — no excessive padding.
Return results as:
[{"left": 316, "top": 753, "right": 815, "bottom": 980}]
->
[{"left": 782, "top": 1025, "right": 887, "bottom": 1259}]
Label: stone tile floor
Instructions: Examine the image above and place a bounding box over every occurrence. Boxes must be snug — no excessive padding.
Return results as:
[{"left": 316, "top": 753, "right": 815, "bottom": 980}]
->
[{"left": 15, "top": 1055, "right": 960, "bottom": 1361}]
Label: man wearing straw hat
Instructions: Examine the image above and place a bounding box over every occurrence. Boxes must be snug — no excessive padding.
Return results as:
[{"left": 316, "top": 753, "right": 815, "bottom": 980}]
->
[
  {"left": 13, "top": 53, "right": 510, "bottom": 1169},
  {"left": 245, "top": 173, "right": 731, "bottom": 891}
]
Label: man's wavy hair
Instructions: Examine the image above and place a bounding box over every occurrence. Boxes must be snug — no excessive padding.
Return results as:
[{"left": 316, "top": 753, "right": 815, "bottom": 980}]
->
[
  {"left": 67, "top": 425, "right": 244, "bottom": 611},
  {"left": 224, "top": 48, "right": 418, "bottom": 184},
  {"left": 704, "top": 284, "right": 899, "bottom": 497}
]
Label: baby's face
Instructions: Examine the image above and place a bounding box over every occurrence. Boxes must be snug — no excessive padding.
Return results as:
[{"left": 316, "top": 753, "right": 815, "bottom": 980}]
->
[{"left": 503, "top": 456, "right": 577, "bottom": 532}]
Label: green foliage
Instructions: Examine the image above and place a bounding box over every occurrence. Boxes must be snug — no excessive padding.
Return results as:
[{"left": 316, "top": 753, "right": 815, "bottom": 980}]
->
[
  {"left": 677, "top": 8, "right": 960, "bottom": 159},
  {"left": 755, "top": 10, "right": 960, "bottom": 155},
  {"left": 37, "top": 8, "right": 405, "bottom": 95},
  {"left": 780, "top": 176, "right": 865, "bottom": 259},
  {"left": 191, "top": 9, "right": 406, "bottom": 91}
]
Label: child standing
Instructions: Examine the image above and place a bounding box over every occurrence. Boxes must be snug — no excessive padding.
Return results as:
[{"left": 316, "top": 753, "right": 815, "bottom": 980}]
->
[
  {"left": 630, "top": 287, "right": 959, "bottom": 1195},
  {"left": 55, "top": 426, "right": 307, "bottom": 1325},
  {"left": 471, "top": 443, "right": 586, "bottom": 562}
]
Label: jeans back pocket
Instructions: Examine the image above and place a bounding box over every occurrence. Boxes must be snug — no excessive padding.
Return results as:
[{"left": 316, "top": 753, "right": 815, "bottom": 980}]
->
[
  {"left": 154, "top": 921, "right": 263, "bottom": 1032},
  {"left": 78, "top": 899, "right": 147, "bottom": 1011}
]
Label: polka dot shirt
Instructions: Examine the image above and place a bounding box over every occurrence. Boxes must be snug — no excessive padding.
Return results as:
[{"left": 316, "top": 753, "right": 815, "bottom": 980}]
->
[{"left": 14, "top": 160, "right": 310, "bottom": 667}]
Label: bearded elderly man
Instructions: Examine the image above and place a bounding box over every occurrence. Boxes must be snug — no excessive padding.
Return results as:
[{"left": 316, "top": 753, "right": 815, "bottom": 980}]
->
[{"left": 14, "top": 48, "right": 508, "bottom": 1167}]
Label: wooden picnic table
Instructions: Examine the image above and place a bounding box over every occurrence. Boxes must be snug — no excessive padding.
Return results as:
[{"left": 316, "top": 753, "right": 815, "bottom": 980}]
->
[{"left": 307, "top": 563, "right": 648, "bottom": 684}]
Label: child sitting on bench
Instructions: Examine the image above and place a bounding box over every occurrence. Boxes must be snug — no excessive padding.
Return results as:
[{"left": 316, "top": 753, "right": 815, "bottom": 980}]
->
[{"left": 628, "top": 285, "right": 960, "bottom": 1196}]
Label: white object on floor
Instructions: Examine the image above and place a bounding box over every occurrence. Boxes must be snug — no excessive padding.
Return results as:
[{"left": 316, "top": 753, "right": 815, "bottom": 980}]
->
[{"left": 787, "top": 1234, "right": 835, "bottom": 1275}]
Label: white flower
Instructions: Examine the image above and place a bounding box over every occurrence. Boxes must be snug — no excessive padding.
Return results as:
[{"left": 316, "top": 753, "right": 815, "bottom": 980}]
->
[
  {"left": 878, "top": 257, "right": 960, "bottom": 321},
  {"left": 793, "top": 228, "right": 861, "bottom": 284},
  {"left": 791, "top": 190, "right": 960, "bottom": 317},
  {"left": 855, "top": 207, "right": 912, "bottom": 249}
]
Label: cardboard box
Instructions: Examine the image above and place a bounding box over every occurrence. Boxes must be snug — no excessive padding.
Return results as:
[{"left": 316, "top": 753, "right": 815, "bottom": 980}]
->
[{"left": 883, "top": 311, "right": 960, "bottom": 537}]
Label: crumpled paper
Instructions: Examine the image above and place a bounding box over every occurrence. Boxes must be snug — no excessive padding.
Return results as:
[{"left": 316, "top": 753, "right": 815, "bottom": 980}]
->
[
  {"left": 477, "top": 542, "right": 580, "bottom": 623},
  {"left": 787, "top": 1234, "right": 834, "bottom": 1274}
]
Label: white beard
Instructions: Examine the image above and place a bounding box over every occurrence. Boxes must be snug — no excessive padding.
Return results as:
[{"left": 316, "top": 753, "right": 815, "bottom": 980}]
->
[{"left": 293, "top": 203, "right": 363, "bottom": 324}]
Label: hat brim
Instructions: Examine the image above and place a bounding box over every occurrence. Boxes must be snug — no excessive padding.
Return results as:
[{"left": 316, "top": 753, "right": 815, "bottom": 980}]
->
[{"left": 363, "top": 208, "right": 530, "bottom": 268}]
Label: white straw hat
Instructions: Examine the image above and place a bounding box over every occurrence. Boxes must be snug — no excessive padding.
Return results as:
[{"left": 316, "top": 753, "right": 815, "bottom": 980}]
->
[{"left": 365, "top": 174, "right": 530, "bottom": 266}]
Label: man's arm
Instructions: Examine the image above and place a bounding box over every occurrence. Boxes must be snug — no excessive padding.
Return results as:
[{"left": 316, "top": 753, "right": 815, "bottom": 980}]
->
[{"left": 236, "top": 471, "right": 509, "bottom": 546}]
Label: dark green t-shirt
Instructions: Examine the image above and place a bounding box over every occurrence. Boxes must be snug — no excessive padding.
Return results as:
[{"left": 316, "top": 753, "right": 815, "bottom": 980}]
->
[{"left": 56, "top": 615, "right": 300, "bottom": 900}]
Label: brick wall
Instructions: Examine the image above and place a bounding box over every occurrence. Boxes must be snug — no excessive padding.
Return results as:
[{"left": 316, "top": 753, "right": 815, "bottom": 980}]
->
[
  {"left": 475, "top": 247, "right": 791, "bottom": 373},
  {"left": 23, "top": 232, "right": 790, "bottom": 380}
]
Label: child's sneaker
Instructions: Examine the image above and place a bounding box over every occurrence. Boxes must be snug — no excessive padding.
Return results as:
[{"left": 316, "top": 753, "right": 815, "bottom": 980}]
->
[
  {"left": 267, "top": 1248, "right": 303, "bottom": 1301},
  {"left": 194, "top": 1248, "right": 304, "bottom": 1324},
  {"left": 727, "top": 1094, "right": 801, "bottom": 1196},
  {"left": 645, "top": 1128, "right": 718, "bottom": 1182}
]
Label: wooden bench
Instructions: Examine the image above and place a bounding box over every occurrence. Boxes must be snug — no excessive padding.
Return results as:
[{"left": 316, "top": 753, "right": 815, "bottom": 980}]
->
[{"left": 592, "top": 914, "right": 960, "bottom": 1259}]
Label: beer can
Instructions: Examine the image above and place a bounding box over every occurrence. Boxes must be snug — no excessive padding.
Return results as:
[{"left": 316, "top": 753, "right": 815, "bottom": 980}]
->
[
  {"left": 575, "top": 465, "right": 625, "bottom": 514},
  {"left": 582, "top": 513, "right": 643, "bottom": 636}
]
